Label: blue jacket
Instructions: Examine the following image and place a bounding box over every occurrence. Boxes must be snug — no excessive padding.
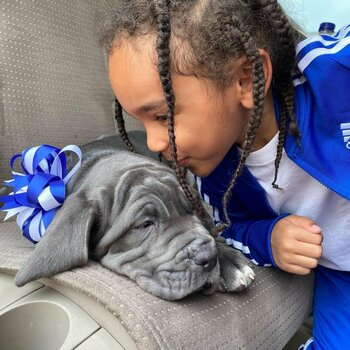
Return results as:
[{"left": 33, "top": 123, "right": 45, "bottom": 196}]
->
[{"left": 197, "top": 25, "right": 350, "bottom": 267}]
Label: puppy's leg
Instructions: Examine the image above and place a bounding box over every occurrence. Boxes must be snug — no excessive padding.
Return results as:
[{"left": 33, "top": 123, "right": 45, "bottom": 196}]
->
[{"left": 215, "top": 237, "right": 255, "bottom": 292}]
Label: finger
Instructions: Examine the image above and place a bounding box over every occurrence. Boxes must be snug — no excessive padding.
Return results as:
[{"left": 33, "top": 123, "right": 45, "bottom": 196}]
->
[
  {"left": 291, "top": 242, "right": 323, "bottom": 259},
  {"left": 309, "top": 224, "right": 322, "bottom": 233},
  {"left": 280, "top": 263, "right": 312, "bottom": 275},
  {"left": 287, "top": 254, "right": 319, "bottom": 270},
  {"left": 288, "top": 225, "right": 323, "bottom": 244},
  {"left": 286, "top": 215, "right": 322, "bottom": 233},
  {"left": 289, "top": 265, "right": 312, "bottom": 275},
  {"left": 295, "top": 231, "right": 323, "bottom": 245}
]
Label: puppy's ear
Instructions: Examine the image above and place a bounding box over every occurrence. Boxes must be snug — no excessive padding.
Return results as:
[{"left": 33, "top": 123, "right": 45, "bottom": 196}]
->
[{"left": 14, "top": 191, "right": 98, "bottom": 286}]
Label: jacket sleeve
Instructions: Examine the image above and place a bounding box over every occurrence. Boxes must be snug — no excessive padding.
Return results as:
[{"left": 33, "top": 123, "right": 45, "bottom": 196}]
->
[
  {"left": 220, "top": 214, "right": 289, "bottom": 267},
  {"left": 194, "top": 156, "right": 290, "bottom": 268}
]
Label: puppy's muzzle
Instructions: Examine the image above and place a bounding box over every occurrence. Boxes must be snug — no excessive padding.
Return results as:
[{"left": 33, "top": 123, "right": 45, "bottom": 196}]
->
[
  {"left": 183, "top": 239, "right": 218, "bottom": 272},
  {"left": 193, "top": 246, "right": 218, "bottom": 273}
]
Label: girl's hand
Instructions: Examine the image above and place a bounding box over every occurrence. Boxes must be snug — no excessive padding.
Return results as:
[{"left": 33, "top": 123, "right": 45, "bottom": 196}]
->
[{"left": 271, "top": 215, "right": 323, "bottom": 275}]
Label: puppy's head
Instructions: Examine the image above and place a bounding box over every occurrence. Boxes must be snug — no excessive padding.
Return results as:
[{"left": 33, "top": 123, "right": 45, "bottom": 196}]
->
[{"left": 15, "top": 153, "right": 220, "bottom": 300}]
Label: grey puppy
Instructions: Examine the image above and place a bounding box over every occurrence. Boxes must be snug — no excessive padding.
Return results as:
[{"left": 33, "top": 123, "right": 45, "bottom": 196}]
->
[{"left": 14, "top": 131, "right": 255, "bottom": 300}]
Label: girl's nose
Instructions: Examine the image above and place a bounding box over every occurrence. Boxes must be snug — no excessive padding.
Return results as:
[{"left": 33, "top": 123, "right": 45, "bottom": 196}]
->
[{"left": 145, "top": 125, "right": 169, "bottom": 153}]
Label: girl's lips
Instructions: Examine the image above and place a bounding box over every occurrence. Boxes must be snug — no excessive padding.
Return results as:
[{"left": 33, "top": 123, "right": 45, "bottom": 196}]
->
[{"left": 163, "top": 154, "right": 189, "bottom": 167}]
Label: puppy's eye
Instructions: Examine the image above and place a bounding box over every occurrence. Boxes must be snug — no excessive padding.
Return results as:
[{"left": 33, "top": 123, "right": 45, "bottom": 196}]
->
[{"left": 136, "top": 220, "right": 154, "bottom": 229}]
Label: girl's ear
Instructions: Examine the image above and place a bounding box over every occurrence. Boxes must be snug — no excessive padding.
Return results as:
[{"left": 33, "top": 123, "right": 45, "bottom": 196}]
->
[{"left": 238, "top": 49, "right": 273, "bottom": 109}]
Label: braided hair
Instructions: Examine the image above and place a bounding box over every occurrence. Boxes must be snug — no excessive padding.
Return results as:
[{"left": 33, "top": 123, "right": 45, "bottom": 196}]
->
[
  {"left": 255, "top": 0, "right": 301, "bottom": 189},
  {"left": 100, "top": 0, "right": 302, "bottom": 230},
  {"left": 153, "top": 0, "right": 211, "bottom": 224}
]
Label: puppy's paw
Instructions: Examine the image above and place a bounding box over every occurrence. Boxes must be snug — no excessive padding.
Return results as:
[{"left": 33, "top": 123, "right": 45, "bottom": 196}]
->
[{"left": 215, "top": 238, "right": 255, "bottom": 293}]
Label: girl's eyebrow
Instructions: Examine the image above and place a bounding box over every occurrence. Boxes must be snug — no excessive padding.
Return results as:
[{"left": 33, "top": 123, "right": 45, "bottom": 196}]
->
[{"left": 135, "top": 99, "right": 167, "bottom": 114}]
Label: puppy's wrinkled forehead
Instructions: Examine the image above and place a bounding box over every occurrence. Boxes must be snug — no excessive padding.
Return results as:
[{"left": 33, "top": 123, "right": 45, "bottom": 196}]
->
[{"left": 112, "top": 162, "right": 193, "bottom": 217}]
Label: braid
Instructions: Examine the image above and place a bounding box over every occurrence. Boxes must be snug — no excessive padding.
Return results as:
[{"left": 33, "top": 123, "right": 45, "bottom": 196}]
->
[
  {"left": 153, "top": 0, "right": 211, "bottom": 226},
  {"left": 114, "top": 98, "right": 135, "bottom": 152},
  {"left": 271, "top": 90, "right": 287, "bottom": 189},
  {"left": 248, "top": 0, "right": 301, "bottom": 188},
  {"left": 257, "top": 1, "right": 296, "bottom": 91},
  {"left": 258, "top": 0, "right": 296, "bottom": 51},
  {"left": 220, "top": 16, "right": 266, "bottom": 229}
]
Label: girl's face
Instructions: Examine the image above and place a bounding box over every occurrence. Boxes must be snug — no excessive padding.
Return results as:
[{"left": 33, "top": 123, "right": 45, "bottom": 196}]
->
[{"left": 109, "top": 38, "right": 250, "bottom": 177}]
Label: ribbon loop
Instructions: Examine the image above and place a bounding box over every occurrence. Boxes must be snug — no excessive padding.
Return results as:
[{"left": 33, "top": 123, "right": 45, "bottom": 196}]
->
[{"left": 0, "top": 144, "right": 82, "bottom": 243}]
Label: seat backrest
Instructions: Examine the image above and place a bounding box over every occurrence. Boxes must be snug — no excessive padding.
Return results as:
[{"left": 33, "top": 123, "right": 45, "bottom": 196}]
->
[
  {"left": 0, "top": 0, "right": 142, "bottom": 221},
  {"left": 0, "top": 0, "right": 143, "bottom": 220},
  {"left": 0, "top": 0, "right": 141, "bottom": 184}
]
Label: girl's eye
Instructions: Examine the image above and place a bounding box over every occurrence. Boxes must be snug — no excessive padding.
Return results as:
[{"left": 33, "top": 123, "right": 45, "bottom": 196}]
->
[{"left": 155, "top": 114, "right": 168, "bottom": 123}]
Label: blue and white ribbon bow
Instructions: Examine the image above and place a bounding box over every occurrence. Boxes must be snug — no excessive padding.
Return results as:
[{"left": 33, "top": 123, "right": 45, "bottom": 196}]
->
[{"left": 0, "top": 144, "right": 82, "bottom": 243}]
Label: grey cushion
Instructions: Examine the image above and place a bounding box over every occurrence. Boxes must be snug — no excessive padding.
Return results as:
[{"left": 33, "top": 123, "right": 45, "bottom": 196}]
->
[
  {"left": 0, "top": 1, "right": 313, "bottom": 349},
  {"left": 0, "top": 222, "right": 313, "bottom": 350}
]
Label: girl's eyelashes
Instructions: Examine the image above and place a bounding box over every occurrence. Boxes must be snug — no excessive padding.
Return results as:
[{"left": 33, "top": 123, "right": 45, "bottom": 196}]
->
[{"left": 155, "top": 114, "right": 168, "bottom": 123}]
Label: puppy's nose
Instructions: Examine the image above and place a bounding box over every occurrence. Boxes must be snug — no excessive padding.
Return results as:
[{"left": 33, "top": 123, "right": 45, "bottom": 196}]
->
[{"left": 193, "top": 249, "right": 218, "bottom": 272}]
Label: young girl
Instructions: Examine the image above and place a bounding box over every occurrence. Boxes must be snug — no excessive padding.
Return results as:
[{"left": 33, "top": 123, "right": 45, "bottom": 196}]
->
[{"left": 100, "top": 1, "right": 350, "bottom": 348}]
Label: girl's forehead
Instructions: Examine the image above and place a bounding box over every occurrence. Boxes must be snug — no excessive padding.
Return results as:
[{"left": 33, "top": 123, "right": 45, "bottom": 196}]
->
[
  {"left": 108, "top": 36, "right": 165, "bottom": 114},
  {"left": 114, "top": 35, "right": 157, "bottom": 62},
  {"left": 109, "top": 37, "right": 159, "bottom": 85}
]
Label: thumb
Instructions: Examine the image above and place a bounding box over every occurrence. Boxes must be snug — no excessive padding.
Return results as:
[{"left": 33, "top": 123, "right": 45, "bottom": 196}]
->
[
  {"left": 286, "top": 215, "right": 322, "bottom": 233},
  {"left": 309, "top": 223, "right": 322, "bottom": 234}
]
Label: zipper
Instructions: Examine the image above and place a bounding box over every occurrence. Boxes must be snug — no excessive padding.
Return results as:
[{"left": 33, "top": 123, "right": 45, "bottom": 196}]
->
[{"left": 287, "top": 150, "right": 350, "bottom": 202}]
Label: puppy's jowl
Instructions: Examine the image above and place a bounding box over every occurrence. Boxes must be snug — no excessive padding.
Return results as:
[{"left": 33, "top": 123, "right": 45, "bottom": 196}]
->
[{"left": 15, "top": 132, "right": 255, "bottom": 300}]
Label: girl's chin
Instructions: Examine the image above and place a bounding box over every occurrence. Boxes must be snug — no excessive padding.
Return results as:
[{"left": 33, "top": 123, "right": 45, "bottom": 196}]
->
[
  {"left": 171, "top": 158, "right": 214, "bottom": 178},
  {"left": 187, "top": 165, "right": 212, "bottom": 178}
]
